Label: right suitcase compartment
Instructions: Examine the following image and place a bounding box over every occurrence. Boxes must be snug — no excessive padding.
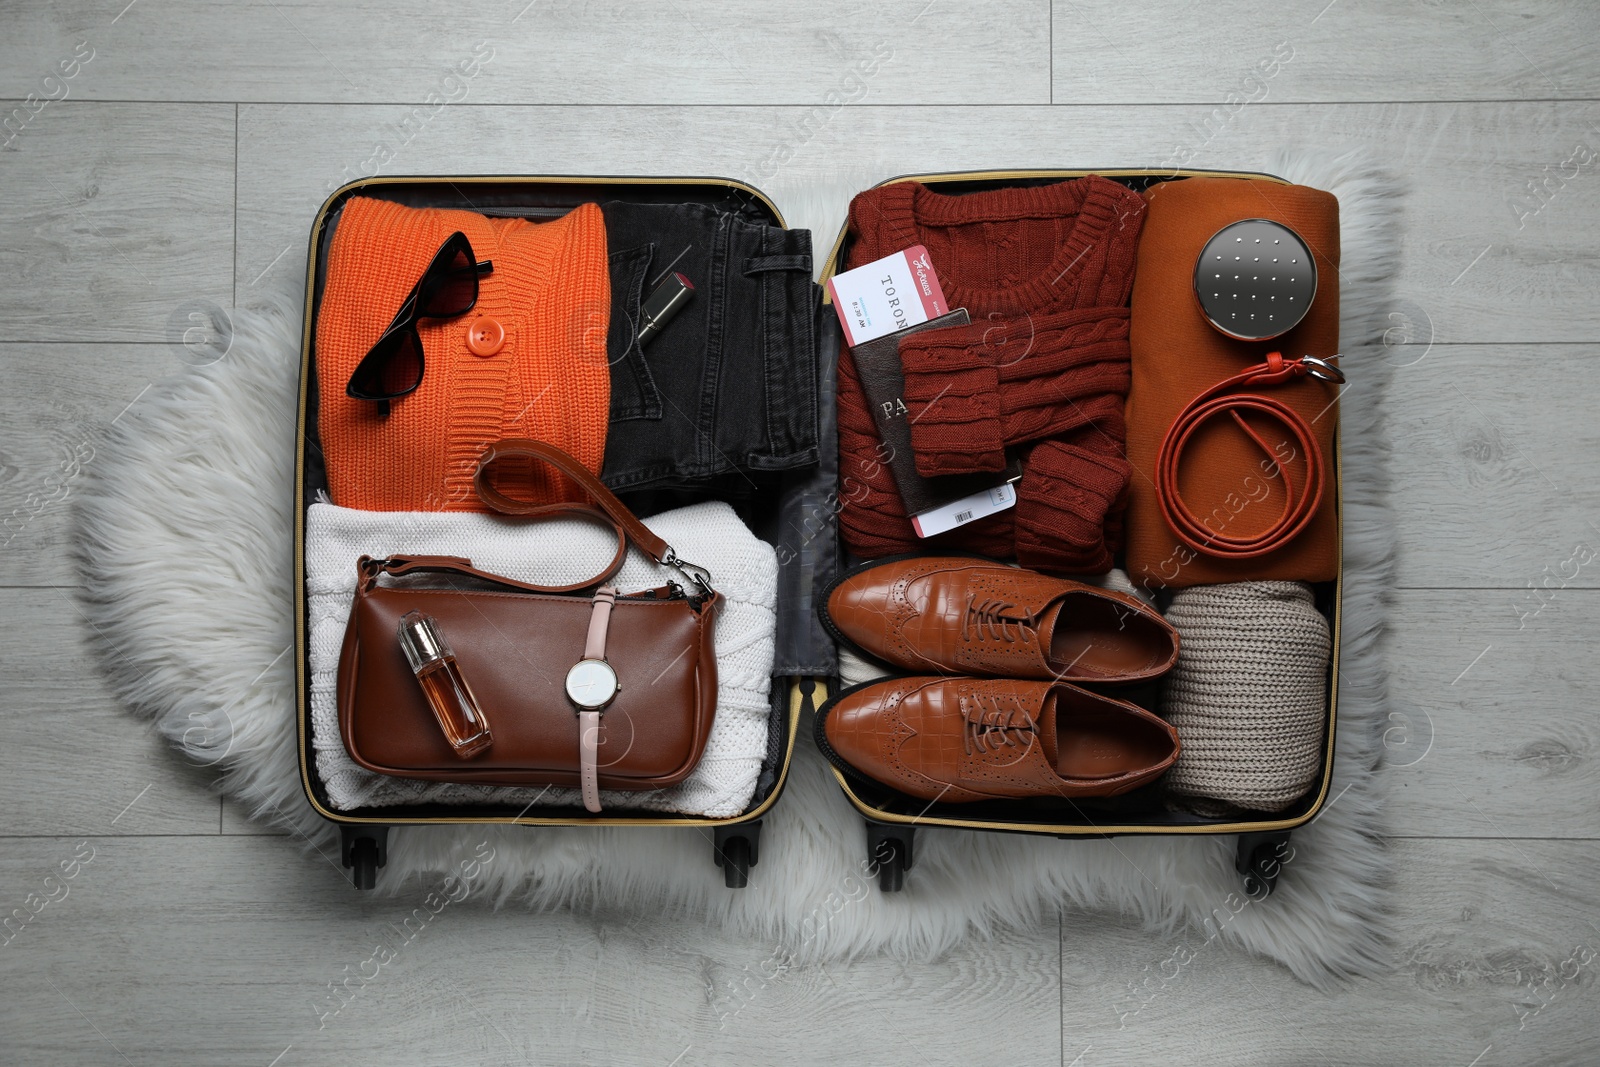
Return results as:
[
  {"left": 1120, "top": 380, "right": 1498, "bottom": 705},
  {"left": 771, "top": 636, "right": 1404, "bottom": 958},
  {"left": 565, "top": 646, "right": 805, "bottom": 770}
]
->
[{"left": 814, "top": 169, "right": 1342, "bottom": 896}]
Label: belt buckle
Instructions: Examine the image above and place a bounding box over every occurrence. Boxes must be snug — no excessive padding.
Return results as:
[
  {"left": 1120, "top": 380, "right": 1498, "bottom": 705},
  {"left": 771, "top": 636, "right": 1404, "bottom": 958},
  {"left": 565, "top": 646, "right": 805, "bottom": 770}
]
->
[{"left": 1299, "top": 354, "right": 1345, "bottom": 384}]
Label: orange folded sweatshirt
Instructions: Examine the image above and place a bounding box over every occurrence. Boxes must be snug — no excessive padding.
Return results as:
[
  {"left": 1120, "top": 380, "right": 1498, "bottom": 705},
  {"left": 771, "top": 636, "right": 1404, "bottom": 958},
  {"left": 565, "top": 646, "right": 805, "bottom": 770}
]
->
[
  {"left": 315, "top": 196, "right": 610, "bottom": 512},
  {"left": 1124, "top": 176, "right": 1341, "bottom": 591}
]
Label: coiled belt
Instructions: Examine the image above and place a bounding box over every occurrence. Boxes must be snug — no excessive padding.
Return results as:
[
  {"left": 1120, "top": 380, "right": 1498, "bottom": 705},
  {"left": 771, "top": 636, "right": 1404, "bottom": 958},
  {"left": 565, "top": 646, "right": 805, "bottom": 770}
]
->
[{"left": 1155, "top": 351, "right": 1343, "bottom": 560}]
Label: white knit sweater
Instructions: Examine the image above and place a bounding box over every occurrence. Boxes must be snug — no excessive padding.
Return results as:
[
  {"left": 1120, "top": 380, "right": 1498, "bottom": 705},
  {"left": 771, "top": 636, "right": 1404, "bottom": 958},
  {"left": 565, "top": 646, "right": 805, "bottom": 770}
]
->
[{"left": 305, "top": 500, "right": 777, "bottom": 816}]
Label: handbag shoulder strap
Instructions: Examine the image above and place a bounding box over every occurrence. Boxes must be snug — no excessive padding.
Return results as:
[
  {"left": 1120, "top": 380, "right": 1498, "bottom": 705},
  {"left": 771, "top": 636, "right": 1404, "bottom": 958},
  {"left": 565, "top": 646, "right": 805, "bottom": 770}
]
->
[
  {"left": 475, "top": 438, "right": 667, "bottom": 560},
  {"left": 472, "top": 438, "right": 714, "bottom": 597},
  {"left": 355, "top": 542, "right": 626, "bottom": 596}
]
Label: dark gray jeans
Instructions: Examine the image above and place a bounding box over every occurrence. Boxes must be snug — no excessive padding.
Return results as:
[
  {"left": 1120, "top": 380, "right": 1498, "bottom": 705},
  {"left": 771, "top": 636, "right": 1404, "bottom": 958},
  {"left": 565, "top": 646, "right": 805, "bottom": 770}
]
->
[{"left": 599, "top": 201, "right": 821, "bottom": 498}]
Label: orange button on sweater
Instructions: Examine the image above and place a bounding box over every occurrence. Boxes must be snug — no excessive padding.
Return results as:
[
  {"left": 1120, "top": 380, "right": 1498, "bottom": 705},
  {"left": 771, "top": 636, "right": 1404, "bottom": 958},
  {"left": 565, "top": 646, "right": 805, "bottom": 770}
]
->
[{"left": 315, "top": 196, "right": 610, "bottom": 512}]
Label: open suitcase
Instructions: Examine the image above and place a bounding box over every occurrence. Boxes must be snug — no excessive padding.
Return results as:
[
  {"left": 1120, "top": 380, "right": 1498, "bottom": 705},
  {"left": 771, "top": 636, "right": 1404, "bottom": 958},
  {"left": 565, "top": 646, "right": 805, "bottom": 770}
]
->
[
  {"left": 295, "top": 168, "right": 1338, "bottom": 901},
  {"left": 293, "top": 176, "right": 841, "bottom": 890},
  {"left": 812, "top": 169, "right": 1342, "bottom": 899}
]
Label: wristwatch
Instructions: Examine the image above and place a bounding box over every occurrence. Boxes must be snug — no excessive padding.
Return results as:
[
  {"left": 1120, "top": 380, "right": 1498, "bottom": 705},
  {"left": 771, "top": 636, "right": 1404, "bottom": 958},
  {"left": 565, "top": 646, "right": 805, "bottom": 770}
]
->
[{"left": 567, "top": 586, "right": 620, "bottom": 812}]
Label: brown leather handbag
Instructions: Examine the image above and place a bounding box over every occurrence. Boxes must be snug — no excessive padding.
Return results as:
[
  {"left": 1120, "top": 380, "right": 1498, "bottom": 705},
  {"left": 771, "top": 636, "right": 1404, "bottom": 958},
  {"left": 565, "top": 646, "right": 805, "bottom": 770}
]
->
[{"left": 336, "top": 439, "right": 720, "bottom": 811}]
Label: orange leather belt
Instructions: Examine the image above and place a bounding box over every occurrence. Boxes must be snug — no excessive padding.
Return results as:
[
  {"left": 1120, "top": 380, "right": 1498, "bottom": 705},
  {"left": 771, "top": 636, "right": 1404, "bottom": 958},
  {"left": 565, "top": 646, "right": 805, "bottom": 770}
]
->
[{"left": 1155, "top": 351, "right": 1343, "bottom": 560}]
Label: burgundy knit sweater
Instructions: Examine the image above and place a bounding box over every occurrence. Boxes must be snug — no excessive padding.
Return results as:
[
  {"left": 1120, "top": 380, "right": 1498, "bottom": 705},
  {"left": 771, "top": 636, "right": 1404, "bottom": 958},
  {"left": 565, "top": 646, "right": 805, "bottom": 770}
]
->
[{"left": 837, "top": 175, "right": 1146, "bottom": 572}]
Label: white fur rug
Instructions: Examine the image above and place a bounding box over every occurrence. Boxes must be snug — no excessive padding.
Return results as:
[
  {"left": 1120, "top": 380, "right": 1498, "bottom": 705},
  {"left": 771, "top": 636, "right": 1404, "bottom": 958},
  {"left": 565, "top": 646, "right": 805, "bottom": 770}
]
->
[{"left": 76, "top": 149, "right": 1396, "bottom": 985}]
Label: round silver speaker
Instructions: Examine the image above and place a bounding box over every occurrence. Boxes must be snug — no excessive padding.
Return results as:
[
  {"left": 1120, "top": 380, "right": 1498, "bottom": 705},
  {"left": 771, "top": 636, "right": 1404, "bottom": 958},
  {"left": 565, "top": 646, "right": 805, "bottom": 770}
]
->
[{"left": 1193, "top": 218, "right": 1316, "bottom": 341}]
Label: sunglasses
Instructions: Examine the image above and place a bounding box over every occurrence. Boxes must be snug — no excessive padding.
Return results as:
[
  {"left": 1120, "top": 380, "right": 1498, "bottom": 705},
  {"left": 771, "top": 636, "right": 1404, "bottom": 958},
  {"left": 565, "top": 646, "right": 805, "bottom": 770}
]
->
[{"left": 345, "top": 232, "right": 493, "bottom": 408}]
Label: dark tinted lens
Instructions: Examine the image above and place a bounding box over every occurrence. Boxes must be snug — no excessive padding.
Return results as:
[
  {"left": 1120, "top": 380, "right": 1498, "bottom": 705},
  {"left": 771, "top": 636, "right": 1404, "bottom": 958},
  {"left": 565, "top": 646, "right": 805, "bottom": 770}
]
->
[
  {"left": 348, "top": 326, "right": 423, "bottom": 399},
  {"left": 419, "top": 243, "right": 478, "bottom": 317}
]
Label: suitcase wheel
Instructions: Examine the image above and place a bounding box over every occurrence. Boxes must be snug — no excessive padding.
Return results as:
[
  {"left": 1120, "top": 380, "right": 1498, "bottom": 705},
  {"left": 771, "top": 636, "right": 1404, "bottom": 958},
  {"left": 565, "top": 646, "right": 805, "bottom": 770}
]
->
[
  {"left": 340, "top": 825, "right": 388, "bottom": 892},
  {"left": 713, "top": 822, "right": 761, "bottom": 890},
  {"left": 866, "top": 822, "right": 914, "bottom": 893},
  {"left": 720, "top": 837, "right": 752, "bottom": 889},
  {"left": 1235, "top": 831, "right": 1292, "bottom": 900}
]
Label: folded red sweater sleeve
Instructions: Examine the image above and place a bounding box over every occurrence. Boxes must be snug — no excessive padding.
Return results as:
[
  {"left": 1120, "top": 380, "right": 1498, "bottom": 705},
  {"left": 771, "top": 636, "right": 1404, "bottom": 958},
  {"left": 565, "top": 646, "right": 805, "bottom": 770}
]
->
[
  {"left": 896, "top": 307, "right": 1133, "bottom": 477},
  {"left": 835, "top": 344, "right": 1018, "bottom": 558}
]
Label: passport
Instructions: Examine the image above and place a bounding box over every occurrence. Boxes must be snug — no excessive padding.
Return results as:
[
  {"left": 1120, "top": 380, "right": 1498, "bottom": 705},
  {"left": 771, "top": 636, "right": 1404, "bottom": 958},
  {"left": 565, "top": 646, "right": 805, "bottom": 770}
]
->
[{"left": 849, "top": 309, "right": 1020, "bottom": 536}]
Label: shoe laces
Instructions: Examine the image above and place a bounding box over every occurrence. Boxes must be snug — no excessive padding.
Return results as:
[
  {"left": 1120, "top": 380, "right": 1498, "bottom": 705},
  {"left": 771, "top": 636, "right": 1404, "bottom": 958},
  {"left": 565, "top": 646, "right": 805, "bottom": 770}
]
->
[
  {"left": 962, "top": 595, "right": 1034, "bottom": 645},
  {"left": 962, "top": 692, "right": 1038, "bottom": 757}
]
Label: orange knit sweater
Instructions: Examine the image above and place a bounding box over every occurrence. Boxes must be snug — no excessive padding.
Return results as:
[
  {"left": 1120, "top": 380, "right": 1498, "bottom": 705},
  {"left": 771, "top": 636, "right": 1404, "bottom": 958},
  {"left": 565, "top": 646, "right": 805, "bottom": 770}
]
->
[{"left": 316, "top": 196, "right": 610, "bottom": 511}]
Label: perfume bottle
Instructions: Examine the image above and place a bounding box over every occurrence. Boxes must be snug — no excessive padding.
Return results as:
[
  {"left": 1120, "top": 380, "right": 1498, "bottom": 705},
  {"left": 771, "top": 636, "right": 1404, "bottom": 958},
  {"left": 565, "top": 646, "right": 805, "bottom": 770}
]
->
[{"left": 397, "top": 610, "right": 493, "bottom": 759}]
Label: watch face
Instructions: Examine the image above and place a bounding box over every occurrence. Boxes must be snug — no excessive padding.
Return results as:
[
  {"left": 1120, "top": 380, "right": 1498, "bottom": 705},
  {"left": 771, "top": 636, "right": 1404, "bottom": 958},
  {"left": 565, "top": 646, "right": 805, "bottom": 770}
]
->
[{"left": 565, "top": 658, "right": 619, "bottom": 709}]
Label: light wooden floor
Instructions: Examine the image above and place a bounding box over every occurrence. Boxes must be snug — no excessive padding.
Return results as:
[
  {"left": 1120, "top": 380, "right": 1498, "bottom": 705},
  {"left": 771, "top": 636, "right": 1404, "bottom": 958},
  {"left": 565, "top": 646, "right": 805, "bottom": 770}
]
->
[{"left": 2, "top": 2, "right": 1597, "bottom": 1064}]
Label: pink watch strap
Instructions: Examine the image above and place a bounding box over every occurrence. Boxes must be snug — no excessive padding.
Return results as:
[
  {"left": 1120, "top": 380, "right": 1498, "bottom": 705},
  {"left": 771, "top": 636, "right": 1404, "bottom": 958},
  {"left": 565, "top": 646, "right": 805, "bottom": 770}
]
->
[
  {"left": 584, "top": 586, "right": 616, "bottom": 660},
  {"left": 578, "top": 711, "right": 603, "bottom": 813},
  {"left": 579, "top": 586, "right": 616, "bottom": 813}
]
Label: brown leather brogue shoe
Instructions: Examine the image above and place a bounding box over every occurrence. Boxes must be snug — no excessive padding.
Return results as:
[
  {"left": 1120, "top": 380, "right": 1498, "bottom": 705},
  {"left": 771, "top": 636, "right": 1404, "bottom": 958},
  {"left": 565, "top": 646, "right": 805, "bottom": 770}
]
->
[
  {"left": 821, "top": 555, "right": 1178, "bottom": 683},
  {"left": 817, "top": 676, "right": 1180, "bottom": 802}
]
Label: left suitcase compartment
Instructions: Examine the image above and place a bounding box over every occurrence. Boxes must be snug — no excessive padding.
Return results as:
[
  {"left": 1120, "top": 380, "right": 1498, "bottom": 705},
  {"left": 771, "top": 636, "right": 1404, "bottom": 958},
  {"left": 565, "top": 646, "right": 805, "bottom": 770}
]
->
[{"left": 292, "top": 176, "right": 838, "bottom": 890}]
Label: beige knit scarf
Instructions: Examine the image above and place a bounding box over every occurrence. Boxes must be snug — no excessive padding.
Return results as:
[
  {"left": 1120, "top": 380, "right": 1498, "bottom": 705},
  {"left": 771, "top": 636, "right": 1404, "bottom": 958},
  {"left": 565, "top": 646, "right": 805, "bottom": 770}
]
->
[{"left": 1161, "top": 580, "right": 1332, "bottom": 814}]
